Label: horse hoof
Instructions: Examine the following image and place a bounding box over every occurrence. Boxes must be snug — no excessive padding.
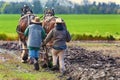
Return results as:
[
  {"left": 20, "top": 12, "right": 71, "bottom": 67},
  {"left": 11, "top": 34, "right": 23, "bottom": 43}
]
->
[{"left": 21, "top": 60, "right": 27, "bottom": 63}]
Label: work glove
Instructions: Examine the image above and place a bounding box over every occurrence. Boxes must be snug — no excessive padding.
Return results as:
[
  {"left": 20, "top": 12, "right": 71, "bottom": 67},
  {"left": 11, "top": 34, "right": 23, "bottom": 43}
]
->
[{"left": 41, "top": 42, "right": 46, "bottom": 47}]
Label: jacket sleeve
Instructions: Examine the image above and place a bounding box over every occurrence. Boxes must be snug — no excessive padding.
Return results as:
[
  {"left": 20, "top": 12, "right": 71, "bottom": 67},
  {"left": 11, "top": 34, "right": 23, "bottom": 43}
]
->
[
  {"left": 66, "top": 30, "right": 71, "bottom": 42},
  {"left": 44, "top": 30, "right": 53, "bottom": 44},
  {"left": 41, "top": 28, "right": 46, "bottom": 40},
  {"left": 24, "top": 27, "right": 29, "bottom": 37}
]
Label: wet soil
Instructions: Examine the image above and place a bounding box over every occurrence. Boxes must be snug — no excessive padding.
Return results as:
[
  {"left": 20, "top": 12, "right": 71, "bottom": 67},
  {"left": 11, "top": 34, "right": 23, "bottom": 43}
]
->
[{"left": 0, "top": 41, "right": 120, "bottom": 80}]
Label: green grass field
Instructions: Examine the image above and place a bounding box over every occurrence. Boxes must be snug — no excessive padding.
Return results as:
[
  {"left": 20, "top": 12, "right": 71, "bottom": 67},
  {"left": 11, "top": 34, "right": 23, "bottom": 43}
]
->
[
  {"left": 0, "top": 14, "right": 120, "bottom": 39},
  {"left": 59, "top": 14, "right": 120, "bottom": 36},
  {"left": 0, "top": 53, "right": 62, "bottom": 80}
]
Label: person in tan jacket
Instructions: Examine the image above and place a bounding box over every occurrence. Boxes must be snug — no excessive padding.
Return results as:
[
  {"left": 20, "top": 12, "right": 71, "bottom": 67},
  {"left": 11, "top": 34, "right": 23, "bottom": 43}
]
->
[{"left": 44, "top": 18, "right": 71, "bottom": 74}]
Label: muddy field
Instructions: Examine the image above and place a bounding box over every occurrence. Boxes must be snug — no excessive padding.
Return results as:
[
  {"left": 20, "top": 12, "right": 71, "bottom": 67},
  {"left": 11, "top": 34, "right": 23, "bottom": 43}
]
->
[{"left": 0, "top": 41, "right": 120, "bottom": 80}]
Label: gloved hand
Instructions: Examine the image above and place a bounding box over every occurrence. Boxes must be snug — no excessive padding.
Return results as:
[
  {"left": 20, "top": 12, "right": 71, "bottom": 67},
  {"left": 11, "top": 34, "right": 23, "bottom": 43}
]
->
[{"left": 41, "top": 42, "right": 46, "bottom": 47}]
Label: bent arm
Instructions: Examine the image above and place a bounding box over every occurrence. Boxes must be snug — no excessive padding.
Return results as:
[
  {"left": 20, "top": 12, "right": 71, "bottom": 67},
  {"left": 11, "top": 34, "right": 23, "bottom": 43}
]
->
[
  {"left": 44, "top": 30, "right": 53, "bottom": 44},
  {"left": 66, "top": 31, "right": 71, "bottom": 42},
  {"left": 41, "top": 28, "right": 46, "bottom": 40},
  {"left": 24, "top": 27, "right": 29, "bottom": 37}
]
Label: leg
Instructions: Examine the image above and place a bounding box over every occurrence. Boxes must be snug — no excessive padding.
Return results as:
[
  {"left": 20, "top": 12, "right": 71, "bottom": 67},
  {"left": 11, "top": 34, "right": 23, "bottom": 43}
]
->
[
  {"left": 51, "top": 49, "right": 59, "bottom": 70},
  {"left": 34, "top": 50, "right": 40, "bottom": 60},
  {"left": 58, "top": 50, "right": 65, "bottom": 73},
  {"left": 27, "top": 49, "right": 39, "bottom": 70},
  {"left": 33, "top": 50, "right": 39, "bottom": 70},
  {"left": 51, "top": 49, "right": 58, "bottom": 66},
  {"left": 21, "top": 41, "right": 28, "bottom": 63},
  {"left": 28, "top": 49, "right": 35, "bottom": 64}
]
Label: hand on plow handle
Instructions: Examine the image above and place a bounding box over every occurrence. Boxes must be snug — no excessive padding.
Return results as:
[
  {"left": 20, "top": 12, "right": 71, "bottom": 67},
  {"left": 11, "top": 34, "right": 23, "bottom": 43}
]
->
[{"left": 41, "top": 42, "right": 46, "bottom": 47}]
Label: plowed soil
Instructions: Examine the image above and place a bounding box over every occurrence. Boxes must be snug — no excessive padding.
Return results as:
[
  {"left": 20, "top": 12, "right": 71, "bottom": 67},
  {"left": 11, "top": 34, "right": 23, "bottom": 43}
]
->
[{"left": 0, "top": 41, "right": 120, "bottom": 80}]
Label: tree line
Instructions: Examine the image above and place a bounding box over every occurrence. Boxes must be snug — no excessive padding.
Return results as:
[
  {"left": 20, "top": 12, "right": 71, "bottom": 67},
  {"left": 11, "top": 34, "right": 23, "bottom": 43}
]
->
[{"left": 0, "top": 0, "right": 120, "bottom": 14}]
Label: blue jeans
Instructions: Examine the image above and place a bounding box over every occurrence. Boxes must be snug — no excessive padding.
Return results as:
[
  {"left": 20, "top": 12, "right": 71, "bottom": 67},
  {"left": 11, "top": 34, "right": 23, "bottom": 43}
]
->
[{"left": 29, "top": 49, "right": 39, "bottom": 59}]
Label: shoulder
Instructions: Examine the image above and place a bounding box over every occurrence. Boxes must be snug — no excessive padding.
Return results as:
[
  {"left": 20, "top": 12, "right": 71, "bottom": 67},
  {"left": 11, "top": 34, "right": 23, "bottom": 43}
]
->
[{"left": 28, "top": 24, "right": 34, "bottom": 28}]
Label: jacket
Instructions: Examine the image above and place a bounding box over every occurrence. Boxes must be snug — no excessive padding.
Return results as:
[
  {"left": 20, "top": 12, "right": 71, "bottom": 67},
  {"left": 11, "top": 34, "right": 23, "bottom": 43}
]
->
[
  {"left": 44, "top": 27, "right": 71, "bottom": 50},
  {"left": 24, "top": 23, "right": 46, "bottom": 49}
]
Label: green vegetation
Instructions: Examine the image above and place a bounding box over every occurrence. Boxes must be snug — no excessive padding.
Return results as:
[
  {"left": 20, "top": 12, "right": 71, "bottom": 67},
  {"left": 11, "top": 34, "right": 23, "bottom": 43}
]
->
[
  {"left": 0, "top": 14, "right": 120, "bottom": 40},
  {"left": 0, "top": 54, "right": 62, "bottom": 80},
  {"left": 59, "top": 14, "right": 120, "bottom": 40},
  {"left": 0, "top": 14, "right": 20, "bottom": 34}
]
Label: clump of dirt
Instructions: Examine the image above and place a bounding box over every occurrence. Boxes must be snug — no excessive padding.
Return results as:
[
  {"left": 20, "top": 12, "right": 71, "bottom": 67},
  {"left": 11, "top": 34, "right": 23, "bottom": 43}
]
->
[
  {"left": 0, "top": 41, "right": 20, "bottom": 50},
  {"left": 0, "top": 42, "right": 120, "bottom": 80},
  {"left": 65, "top": 46, "right": 120, "bottom": 80}
]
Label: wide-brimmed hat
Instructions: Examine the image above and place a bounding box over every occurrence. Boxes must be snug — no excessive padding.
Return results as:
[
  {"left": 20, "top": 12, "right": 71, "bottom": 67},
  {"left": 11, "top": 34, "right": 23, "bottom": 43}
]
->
[
  {"left": 31, "top": 17, "right": 40, "bottom": 23},
  {"left": 56, "top": 18, "right": 63, "bottom": 23}
]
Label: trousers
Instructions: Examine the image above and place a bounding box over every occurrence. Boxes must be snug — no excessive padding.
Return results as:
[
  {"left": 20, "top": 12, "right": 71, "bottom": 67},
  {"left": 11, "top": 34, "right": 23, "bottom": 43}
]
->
[
  {"left": 29, "top": 49, "right": 39, "bottom": 59},
  {"left": 51, "top": 48, "right": 65, "bottom": 72}
]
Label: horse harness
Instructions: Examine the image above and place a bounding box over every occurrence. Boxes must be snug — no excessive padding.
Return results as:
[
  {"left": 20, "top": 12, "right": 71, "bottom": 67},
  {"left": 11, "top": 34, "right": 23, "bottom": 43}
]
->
[
  {"left": 16, "top": 14, "right": 35, "bottom": 34},
  {"left": 43, "top": 16, "right": 57, "bottom": 32}
]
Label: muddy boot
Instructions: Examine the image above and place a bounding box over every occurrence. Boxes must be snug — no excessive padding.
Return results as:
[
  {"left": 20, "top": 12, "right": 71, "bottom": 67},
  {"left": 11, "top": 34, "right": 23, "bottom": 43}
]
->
[
  {"left": 33, "top": 58, "right": 39, "bottom": 71},
  {"left": 34, "top": 62, "right": 39, "bottom": 71},
  {"left": 51, "top": 65, "right": 59, "bottom": 71}
]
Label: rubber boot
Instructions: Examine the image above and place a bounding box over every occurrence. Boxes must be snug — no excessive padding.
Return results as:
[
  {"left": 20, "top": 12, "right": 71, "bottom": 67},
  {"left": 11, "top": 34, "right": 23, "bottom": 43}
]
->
[
  {"left": 51, "top": 65, "right": 59, "bottom": 71},
  {"left": 33, "top": 58, "right": 39, "bottom": 71}
]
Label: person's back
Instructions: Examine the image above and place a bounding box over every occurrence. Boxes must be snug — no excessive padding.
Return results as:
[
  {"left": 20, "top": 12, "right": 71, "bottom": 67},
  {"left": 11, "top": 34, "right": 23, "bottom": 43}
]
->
[
  {"left": 27, "top": 24, "right": 43, "bottom": 48},
  {"left": 51, "top": 24, "right": 70, "bottom": 50},
  {"left": 44, "top": 18, "right": 71, "bottom": 74},
  {"left": 24, "top": 17, "right": 46, "bottom": 71},
  {"left": 44, "top": 18, "right": 71, "bottom": 48}
]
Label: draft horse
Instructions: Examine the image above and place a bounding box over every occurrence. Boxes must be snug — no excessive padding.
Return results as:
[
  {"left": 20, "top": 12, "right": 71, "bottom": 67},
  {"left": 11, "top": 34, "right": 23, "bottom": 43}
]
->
[
  {"left": 16, "top": 13, "right": 36, "bottom": 62},
  {"left": 42, "top": 16, "right": 66, "bottom": 34},
  {"left": 42, "top": 8, "right": 66, "bottom": 34}
]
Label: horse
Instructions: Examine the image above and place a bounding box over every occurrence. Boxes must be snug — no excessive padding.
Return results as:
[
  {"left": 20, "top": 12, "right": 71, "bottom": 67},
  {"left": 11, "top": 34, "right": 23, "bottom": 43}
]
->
[
  {"left": 16, "top": 13, "right": 36, "bottom": 62},
  {"left": 42, "top": 8, "right": 66, "bottom": 34},
  {"left": 42, "top": 16, "right": 66, "bottom": 34}
]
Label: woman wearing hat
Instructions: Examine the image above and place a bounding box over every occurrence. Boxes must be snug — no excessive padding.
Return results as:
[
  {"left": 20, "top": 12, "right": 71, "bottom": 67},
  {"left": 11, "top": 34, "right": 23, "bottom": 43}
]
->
[
  {"left": 24, "top": 16, "right": 46, "bottom": 70},
  {"left": 43, "top": 18, "right": 71, "bottom": 74}
]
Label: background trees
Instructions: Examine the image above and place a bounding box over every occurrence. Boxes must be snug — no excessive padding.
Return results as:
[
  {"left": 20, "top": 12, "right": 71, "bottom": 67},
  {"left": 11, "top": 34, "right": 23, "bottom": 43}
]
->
[{"left": 0, "top": 0, "right": 120, "bottom": 14}]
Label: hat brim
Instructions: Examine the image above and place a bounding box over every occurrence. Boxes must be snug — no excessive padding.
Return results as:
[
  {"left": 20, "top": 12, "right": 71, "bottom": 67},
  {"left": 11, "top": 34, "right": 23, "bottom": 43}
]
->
[
  {"left": 56, "top": 22, "right": 64, "bottom": 23},
  {"left": 31, "top": 20, "right": 41, "bottom": 24},
  {"left": 56, "top": 18, "right": 64, "bottom": 23}
]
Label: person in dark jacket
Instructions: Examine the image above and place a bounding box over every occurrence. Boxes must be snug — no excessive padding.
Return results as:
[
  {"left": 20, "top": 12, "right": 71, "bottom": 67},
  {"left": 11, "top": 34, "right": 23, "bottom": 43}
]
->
[
  {"left": 24, "top": 16, "right": 46, "bottom": 70},
  {"left": 44, "top": 18, "right": 71, "bottom": 74}
]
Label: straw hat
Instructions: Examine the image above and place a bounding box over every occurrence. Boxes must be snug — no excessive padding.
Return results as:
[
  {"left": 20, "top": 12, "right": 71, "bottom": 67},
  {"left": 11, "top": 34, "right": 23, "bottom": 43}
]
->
[
  {"left": 31, "top": 17, "right": 40, "bottom": 23},
  {"left": 56, "top": 18, "right": 63, "bottom": 23}
]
